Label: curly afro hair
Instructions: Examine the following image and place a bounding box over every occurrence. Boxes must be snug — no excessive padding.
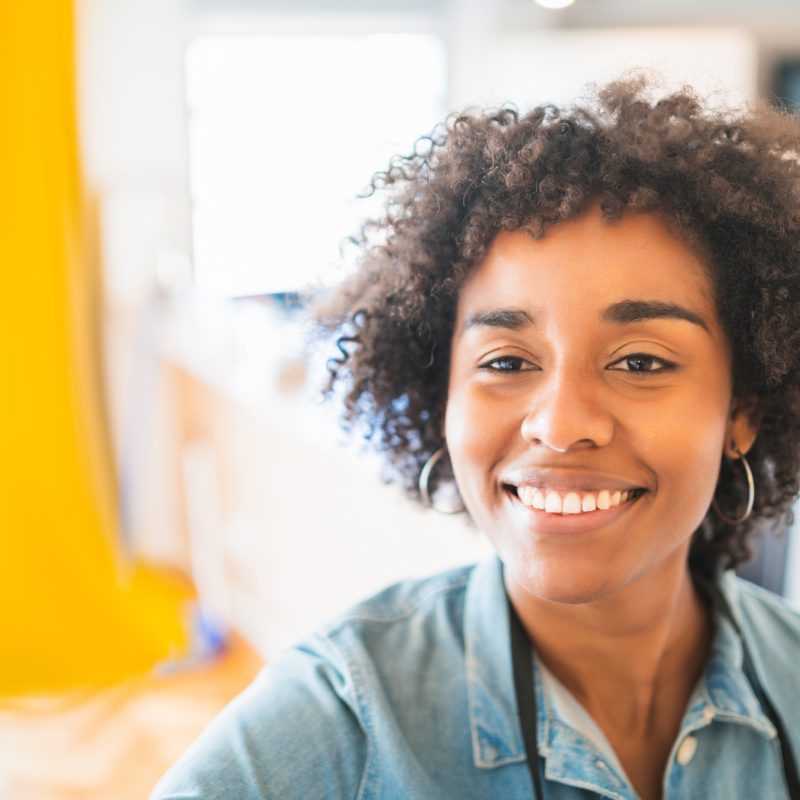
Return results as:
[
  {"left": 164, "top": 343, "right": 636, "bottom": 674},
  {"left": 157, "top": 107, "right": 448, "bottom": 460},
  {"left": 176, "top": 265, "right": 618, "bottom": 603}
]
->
[{"left": 315, "top": 76, "right": 800, "bottom": 575}]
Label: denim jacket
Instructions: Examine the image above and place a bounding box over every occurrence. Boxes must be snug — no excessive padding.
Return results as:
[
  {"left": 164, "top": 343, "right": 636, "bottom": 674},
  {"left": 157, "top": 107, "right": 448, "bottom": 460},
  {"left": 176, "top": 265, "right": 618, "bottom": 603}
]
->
[{"left": 152, "top": 557, "right": 800, "bottom": 799}]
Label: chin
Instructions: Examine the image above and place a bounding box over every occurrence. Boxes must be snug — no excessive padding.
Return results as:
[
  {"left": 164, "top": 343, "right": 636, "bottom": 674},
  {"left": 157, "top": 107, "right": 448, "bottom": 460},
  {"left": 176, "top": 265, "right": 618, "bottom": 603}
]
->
[{"left": 506, "top": 553, "right": 623, "bottom": 606}]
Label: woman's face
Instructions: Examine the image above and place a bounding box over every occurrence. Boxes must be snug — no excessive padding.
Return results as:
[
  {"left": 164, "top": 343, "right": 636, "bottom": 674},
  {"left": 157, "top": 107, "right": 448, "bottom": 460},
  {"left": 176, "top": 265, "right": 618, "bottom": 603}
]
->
[{"left": 444, "top": 206, "right": 757, "bottom": 603}]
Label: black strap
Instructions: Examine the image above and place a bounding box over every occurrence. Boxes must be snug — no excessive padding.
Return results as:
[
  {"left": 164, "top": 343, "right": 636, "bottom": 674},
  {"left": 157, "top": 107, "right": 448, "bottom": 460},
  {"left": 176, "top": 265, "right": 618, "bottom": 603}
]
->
[{"left": 508, "top": 595, "right": 545, "bottom": 800}]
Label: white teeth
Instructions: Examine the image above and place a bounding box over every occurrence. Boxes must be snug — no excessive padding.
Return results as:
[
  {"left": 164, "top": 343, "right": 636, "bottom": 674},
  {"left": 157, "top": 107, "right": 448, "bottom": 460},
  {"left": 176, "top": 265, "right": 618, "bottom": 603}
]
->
[
  {"left": 544, "top": 491, "right": 563, "bottom": 513},
  {"left": 562, "top": 492, "right": 582, "bottom": 514},
  {"left": 514, "top": 485, "right": 639, "bottom": 515}
]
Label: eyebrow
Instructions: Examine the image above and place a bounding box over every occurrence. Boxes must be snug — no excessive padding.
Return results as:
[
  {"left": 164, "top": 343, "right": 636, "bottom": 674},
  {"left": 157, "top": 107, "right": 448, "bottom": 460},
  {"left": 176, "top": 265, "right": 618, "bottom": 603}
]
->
[
  {"left": 462, "top": 300, "right": 710, "bottom": 333},
  {"left": 462, "top": 308, "right": 535, "bottom": 332},
  {"left": 602, "top": 300, "right": 710, "bottom": 332}
]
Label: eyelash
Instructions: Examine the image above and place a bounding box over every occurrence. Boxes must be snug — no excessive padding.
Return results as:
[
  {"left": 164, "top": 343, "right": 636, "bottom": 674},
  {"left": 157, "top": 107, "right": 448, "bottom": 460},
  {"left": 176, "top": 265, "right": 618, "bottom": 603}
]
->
[
  {"left": 608, "top": 354, "right": 677, "bottom": 374},
  {"left": 478, "top": 353, "right": 677, "bottom": 374},
  {"left": 479, "top": 356, "right": 534, "bottom": 372}
]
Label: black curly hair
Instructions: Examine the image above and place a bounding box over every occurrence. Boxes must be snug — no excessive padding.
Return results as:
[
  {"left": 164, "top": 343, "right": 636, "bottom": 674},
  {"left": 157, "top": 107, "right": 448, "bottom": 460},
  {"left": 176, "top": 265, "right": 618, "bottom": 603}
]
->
[{"left": 315, "top": 76, "right": 800, "bottom": 574}]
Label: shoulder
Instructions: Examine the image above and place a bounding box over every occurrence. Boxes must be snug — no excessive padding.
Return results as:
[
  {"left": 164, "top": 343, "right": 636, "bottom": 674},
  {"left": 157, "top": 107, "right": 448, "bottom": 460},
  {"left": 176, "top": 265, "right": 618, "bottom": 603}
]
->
[
  {"left": 150, "top": 638, "right": 367, "bottom": 800},
  {"left": 321, "top": 561, "right": 475, "bottom": 635},
  {"left": 151, "top": 562, "right": 479, "bottom": 800},
  {"left": 728, "top": 572, "right": 800, "bottom": 646},
  {"left": 724, "top": 572, "right": 800, "bottom": 730},
  {"left": 311, "top": 562, "right": 477, "bottom": 716}
]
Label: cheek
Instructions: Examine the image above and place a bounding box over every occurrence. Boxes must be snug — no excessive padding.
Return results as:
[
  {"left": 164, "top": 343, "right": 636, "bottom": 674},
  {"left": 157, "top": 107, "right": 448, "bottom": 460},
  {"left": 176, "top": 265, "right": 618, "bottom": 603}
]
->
[
  {"left": 444, "top": 387, "right": 514, "bottom": 508},
  {"left": 443, "top": 392, "right": 484, "bottom": 492},
  {"left": 638, "top": 390, "right": 729, "bottom": 530}
]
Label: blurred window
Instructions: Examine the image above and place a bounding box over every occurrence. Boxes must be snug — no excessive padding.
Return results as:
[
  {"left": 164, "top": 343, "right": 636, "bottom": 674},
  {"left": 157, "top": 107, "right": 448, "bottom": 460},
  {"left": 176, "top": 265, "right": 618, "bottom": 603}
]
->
[
  {"left": 775, "top": 60, "right": 800, "bottom": 113},
  {"left": 186, "top": 34, "right": 446, "bottom": 297}
]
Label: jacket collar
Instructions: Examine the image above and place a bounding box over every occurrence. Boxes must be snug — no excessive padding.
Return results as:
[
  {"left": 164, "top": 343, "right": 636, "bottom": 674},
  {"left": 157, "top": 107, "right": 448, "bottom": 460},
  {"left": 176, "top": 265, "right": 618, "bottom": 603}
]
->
[
  {"left": 463, "top": 557, "right": 776, "bottom": 778},
  {"left": 464, "top": 556, "right": 526, "bottom": 768},
  {"left": 698, "top": 569, "right": 777, "bottom": 738}
]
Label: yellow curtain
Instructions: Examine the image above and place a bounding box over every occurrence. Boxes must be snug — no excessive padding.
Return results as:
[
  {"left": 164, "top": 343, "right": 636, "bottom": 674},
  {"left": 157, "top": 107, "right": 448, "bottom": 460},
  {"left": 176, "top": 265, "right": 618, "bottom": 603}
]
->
[{"left": 0, "top": 1, "right": 189, "bottom": 694}]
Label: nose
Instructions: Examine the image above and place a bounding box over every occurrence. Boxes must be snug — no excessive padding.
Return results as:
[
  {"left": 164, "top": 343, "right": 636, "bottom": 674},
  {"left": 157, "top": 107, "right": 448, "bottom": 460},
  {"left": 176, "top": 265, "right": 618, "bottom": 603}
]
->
[{"left": 519, "top": 368, "right": 615, "bottom": 453}]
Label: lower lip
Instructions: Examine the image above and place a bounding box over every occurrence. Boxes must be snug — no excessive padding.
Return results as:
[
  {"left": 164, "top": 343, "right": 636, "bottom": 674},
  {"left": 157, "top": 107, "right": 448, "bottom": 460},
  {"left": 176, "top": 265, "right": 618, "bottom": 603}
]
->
[{"left": 508, "top": 490, "right": 644, "bottom": 535}]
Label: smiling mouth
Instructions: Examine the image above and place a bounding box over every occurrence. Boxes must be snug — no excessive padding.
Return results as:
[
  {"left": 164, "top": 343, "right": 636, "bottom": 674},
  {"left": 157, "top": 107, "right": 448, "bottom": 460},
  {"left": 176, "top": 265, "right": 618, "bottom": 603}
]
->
[{"left": 504, "top": 484, "right": 648, "bottom": 515}]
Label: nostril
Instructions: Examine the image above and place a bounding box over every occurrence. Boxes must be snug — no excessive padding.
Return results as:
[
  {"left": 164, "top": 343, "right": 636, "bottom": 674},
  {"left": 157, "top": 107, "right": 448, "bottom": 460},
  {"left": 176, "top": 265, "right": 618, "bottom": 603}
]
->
[{"left": 520, "top": 396, "right": 615, "bottom": 452}]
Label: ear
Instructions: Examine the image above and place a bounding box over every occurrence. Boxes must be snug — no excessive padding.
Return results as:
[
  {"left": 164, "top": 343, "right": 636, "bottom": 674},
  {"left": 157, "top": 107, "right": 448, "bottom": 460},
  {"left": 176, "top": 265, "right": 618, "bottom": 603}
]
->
[{"left": 725, "top": 395, "right": 761, "bottom": 458}]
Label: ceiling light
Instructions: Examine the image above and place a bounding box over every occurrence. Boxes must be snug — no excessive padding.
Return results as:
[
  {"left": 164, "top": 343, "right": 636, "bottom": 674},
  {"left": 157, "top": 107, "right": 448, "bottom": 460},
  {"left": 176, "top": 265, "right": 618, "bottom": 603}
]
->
[{"left": 534, "top": 0, "right": 575, "bottom": 9}]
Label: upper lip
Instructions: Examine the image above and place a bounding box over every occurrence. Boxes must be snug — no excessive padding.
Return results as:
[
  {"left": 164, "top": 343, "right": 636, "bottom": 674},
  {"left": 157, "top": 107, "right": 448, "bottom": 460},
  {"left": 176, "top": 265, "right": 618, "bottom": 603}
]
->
[{"left": 501, "top": 467, "right": 646, "bottom": 493}]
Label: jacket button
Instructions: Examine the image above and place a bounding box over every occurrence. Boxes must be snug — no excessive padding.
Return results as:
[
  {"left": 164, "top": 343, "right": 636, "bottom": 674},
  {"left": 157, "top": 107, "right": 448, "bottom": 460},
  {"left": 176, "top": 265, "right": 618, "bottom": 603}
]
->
[{"left": 676, "top": 736, "right": 698, "bottom": 765}]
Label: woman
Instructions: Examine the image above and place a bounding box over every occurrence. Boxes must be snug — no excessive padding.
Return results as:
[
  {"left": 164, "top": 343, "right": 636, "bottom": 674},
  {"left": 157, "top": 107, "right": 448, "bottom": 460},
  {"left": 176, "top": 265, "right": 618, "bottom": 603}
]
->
[{"left": 153, "top": 78, "right": 800, "bottom": 799}]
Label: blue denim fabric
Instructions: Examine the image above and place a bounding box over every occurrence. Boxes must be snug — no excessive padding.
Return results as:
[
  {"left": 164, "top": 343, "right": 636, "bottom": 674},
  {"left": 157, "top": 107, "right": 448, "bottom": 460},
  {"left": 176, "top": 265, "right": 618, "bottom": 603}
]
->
[{"left": 152, "top": 557, "right": 800, "bottom": 799}]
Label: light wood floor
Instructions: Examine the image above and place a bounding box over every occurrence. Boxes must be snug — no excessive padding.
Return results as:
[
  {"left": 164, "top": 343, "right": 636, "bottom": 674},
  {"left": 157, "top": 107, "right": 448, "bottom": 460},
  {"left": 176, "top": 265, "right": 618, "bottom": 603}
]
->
[{"left": 0, "top": 636, "right": 263, "bottom": 799}]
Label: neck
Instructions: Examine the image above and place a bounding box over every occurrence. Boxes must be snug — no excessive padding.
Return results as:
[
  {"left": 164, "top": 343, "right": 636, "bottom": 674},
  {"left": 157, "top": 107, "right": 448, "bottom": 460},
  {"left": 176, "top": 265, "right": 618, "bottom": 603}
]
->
[{"left": 506, "top": 550, "right": 712, "bottom": 736}]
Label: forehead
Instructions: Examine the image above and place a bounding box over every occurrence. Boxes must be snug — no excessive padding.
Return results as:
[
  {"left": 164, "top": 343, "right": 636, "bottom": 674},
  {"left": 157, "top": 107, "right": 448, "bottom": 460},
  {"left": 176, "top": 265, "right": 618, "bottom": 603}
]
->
[{"left": 457, "top": 208, "right": 719, "bottom": 330}]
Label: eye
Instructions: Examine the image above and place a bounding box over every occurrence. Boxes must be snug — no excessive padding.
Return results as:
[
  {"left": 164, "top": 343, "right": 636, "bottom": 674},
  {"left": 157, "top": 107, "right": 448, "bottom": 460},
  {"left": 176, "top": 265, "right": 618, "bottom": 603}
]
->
[
  {"left": 479, "top": 355, "right": 537, "bottom": 372},
  {"left": 608, "top": 353, "right": 676, "bottom": 374}
]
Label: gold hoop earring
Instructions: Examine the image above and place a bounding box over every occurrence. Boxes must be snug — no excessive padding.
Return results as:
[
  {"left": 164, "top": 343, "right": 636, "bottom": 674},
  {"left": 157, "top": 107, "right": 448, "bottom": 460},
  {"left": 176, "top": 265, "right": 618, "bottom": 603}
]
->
[
  {"left": 711, "top": 445, "right": 755, "bottom": 525},
  {"left": 419, "top": 447, "right": 464, "bottom": 514}
]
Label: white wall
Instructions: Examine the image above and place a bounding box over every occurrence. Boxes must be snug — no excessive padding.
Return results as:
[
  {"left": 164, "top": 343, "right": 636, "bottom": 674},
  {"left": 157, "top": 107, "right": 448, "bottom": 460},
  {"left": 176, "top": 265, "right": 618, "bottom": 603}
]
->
[{"left": 448, "top": 27, "right": 758, "bottom": 111}]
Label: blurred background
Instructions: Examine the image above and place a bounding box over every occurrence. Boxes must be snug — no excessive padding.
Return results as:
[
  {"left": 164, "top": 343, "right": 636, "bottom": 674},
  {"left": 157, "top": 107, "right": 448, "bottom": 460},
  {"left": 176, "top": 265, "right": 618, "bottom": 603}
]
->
[{"left": 3, "top": 0, "right": 800, "bottom": 797}]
